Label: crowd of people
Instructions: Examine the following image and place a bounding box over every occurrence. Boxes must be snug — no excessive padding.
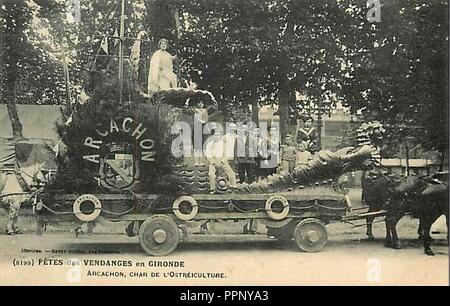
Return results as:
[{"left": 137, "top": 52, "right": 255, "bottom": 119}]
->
[{"left": 201, "top": 116, "right": 320, "bottom": 194}]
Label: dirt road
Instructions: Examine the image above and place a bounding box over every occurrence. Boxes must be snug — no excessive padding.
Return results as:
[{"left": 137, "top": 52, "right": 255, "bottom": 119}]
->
[{"left": 0, "top": 213, "right": 447, "bottom": 285}]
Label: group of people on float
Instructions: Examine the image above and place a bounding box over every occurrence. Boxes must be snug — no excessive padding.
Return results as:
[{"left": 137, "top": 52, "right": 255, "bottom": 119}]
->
[{"left": 201, "top": 116, "right": 320, "bottom": 194}]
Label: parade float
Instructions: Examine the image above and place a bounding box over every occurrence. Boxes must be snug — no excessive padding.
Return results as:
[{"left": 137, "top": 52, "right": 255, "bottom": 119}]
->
[
  {"left": 34, "top": 77, "right": 388, "bottom": 256},
  {"left": 31, "top": 1, "right": 390, "bottom": 256}
]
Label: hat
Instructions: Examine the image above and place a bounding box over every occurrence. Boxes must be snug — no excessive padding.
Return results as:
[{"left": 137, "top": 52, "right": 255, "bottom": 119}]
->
[{"left": 158, "top": 38, "right": 169, "bottom": 48}]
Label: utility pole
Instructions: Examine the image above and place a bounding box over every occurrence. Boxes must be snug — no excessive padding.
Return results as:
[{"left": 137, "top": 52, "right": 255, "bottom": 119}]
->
[
  {"left": 316, "top": 77, "right": 327, "bottom": 151},
  {"left": 61, "top": 45, "right": 72, "bottom": 112},
  {"left": 118, "top": 0, "right": 125, "bottom": 103},
  {"left": 316, "top": 99, "right": 323, "bottom": 150}
]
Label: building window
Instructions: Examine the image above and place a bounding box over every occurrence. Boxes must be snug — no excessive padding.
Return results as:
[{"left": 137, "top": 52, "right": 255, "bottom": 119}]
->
[{"left": 324, "top": 121, "right": 349, "bottom": 137}]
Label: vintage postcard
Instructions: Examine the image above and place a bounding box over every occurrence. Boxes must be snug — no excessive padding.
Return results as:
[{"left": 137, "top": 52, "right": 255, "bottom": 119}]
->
[{"left": 0, "top": 0, "right": 448, "bottom": 287}]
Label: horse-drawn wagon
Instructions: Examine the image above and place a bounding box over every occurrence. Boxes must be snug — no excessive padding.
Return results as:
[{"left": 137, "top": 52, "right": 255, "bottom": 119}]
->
[
  {"left": 35, "top": 184, "right": 353, "bottom": 256},
  {"left": 31, "top": 98, "right": 389, "bottom": 256}
]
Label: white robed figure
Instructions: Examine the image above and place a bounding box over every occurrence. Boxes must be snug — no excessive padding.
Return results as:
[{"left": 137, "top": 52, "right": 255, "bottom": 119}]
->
[{"left": 148, "top": 38, "right": 178, "bottom": 93}]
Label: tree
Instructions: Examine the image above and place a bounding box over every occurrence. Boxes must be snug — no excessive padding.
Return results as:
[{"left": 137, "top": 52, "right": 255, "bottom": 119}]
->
[
  {"left": 409, "top": 1, "right": 448, "bottom": 166},
  {"left": 143, "top": 0, "right": 348, "bottom": 142},
  {"left": 65, "top": 1, "right": 150, "bottom": 102},
  {"left": 0, "top": 0, "right": 67, "bottom": 137},
  {"left": 339, "top": 0, "right": 448, "bottom": 162},
  {"left": 0, "top": 0, "right": 31, "bottom": 137}
]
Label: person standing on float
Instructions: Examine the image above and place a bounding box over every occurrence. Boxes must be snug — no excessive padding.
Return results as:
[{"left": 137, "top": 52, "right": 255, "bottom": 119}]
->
[{"left": 296, "top": 117, "right": 319, "bottom": 153}]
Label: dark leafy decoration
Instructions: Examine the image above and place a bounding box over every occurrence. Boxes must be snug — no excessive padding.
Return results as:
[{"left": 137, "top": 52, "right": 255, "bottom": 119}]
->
[{"left": 45, "top": 71, "right": 188, "bottom": 195}]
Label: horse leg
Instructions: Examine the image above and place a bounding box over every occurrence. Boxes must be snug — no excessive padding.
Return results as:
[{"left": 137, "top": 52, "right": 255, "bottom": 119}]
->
[
  {"left": 366, "top": 215, "right": 375, "bottom": 240},
  {"left": 446, "top": 213, "right": 449, "bottom": 241},
  {"left": 390, "top": 214, "right": 404, "bottom": 249},
  {"left": 384, "top": 217, "right": 392, "bottom": 247},
  {"left": 421, "top": 215, "right": 436, "bottom": 256},
  {"left": 6, "top": 200, "right": 21, "bottom": 235},
  {"left": 12, "top": 215, "right": 22, "bottom": 234},
  {"left": 417, "top": 218, "right": 423, "bottom": 240},
  {"left": 423, "top": 228, "right": 434, "bottom": 256},
  {"left": 6, "top": 209, "right": 15, "bottom": 235}
]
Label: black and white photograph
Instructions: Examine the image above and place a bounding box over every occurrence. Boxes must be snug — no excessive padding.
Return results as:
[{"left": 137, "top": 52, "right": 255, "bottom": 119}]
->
[{"left": 0, "top": 0, "right": 448, "bottom": 287}]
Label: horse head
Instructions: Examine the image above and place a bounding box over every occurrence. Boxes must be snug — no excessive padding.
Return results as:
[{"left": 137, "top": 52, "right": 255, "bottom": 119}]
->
[
  {"left": 390, "top": 175, "right": 426, "bottom": 197},
  {"left": 18, "top": 163, "right": 46, "bottom": 189},
  {"left": 0, "top": 163, "right": 46, "bottom": 207}
]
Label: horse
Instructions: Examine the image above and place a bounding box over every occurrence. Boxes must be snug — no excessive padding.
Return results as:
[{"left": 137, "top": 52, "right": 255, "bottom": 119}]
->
[
  {"left": 362, "top": 169, "right": 448, "bottom": 255},
  {"left": 361, "top": 170, "right": 390, "bottom": 241},
  {"left": 416, "top": 172, "right": 449, "bottom": 255},
  {"left": 0, "top": 164, "right": 45, "bottom": 234}
]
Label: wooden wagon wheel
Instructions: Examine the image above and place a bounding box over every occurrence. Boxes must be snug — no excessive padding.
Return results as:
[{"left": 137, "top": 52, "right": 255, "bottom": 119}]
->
[
  {"left": 139, "top": 215, "right": 180, "bottom": 256},
  {"left": 293, "top": 218, "right": 328, "bottom": 252}
]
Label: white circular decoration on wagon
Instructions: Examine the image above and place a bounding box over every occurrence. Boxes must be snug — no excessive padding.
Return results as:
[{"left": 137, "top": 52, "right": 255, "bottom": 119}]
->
[
  {"left": 172, "top": 196, "right": 198, "bottom": 221},
  {"left": 73, "top": 194, "right": 102, "bottom": 222},
  {"left": 265, "top": 195, "right": 290, "bottom": 220}
]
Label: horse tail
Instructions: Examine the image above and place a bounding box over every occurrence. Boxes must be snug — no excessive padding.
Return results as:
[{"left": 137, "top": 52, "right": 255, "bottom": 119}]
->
[{"left": 0, "top": 172, "right": 6, "bottom": 193}]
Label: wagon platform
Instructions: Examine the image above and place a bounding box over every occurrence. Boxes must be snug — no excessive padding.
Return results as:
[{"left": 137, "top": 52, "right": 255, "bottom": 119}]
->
[{"left": 33, "top": 187, "right": 386, "bottom": 256}]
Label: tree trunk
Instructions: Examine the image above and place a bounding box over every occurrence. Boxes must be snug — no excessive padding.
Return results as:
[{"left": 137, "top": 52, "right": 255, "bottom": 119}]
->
[
  {"left": 439, "top": 149, "right": 446, "bottom": 172},
  {"left": 404, "top": 140, "right": 410, "bottom": 176},
  {"left": 278, "top": 84, "right": 291, "bottom": 143},
  {"left": 6, "top": 82, "right": 23, "bottom": 138},
  {"left": 250, "top": 94, "right": 259, "bottom": 124}
]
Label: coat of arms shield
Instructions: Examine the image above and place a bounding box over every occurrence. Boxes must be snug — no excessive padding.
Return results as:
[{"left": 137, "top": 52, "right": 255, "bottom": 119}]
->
[{"left": 99, "top": 142, "right": 140, "bottom": 190}]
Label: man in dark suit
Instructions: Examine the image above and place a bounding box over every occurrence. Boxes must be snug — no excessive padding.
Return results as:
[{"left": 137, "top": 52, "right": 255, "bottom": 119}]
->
[{"left": 234, "top": 124, "right": 257, "bottom": 183}]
